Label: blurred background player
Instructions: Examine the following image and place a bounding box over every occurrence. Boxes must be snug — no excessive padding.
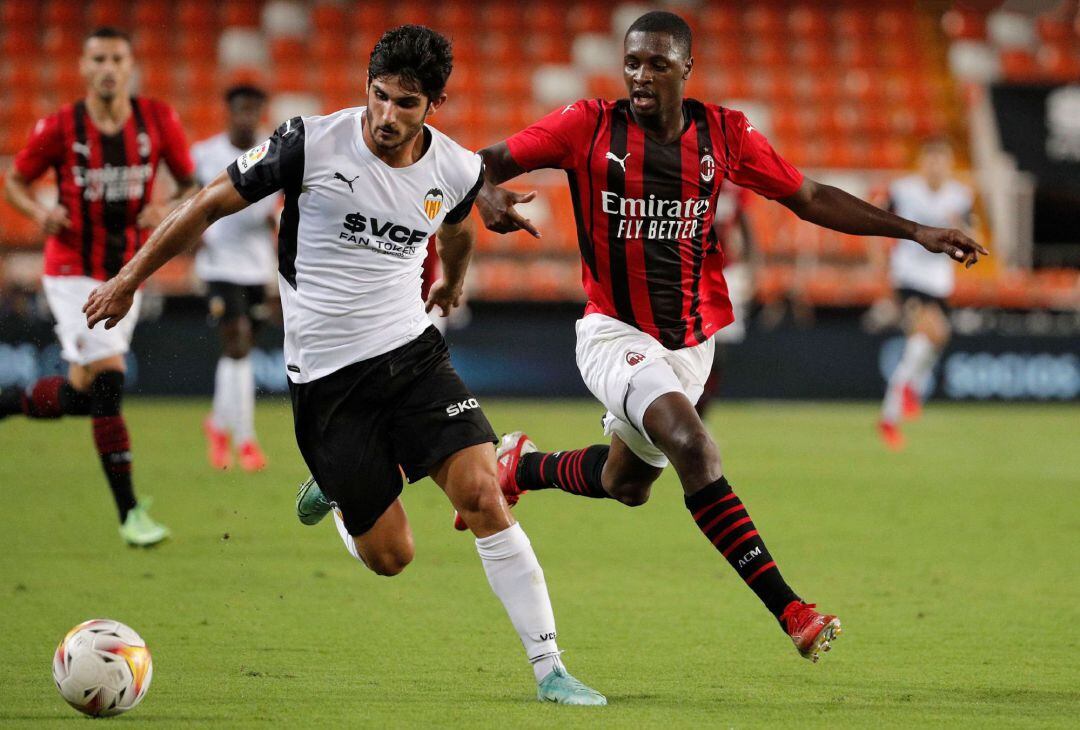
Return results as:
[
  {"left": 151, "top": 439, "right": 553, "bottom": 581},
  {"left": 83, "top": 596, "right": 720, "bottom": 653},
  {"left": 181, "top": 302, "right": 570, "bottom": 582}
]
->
[
  {"left": 0, "top": 27, "right": 195, "bottom": 546},
  {"left": 878, "top": 137, "right": 974, "bottom": 450},
  {"left": 476, "top": 10, "right": 986, "bottom": 663},
  {"left": 696, "top": 179, "right": 754, "bottom": 418},
  {"left": 193, "top": 85, "right": 278, "bottom": 471}
]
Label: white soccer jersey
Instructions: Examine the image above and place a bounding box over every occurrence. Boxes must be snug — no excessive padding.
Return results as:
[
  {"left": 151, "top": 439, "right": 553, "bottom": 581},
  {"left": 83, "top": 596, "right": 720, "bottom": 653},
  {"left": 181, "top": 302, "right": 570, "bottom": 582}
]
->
[
  {"left": 227, "top": 108, "right": 483, "bottom": 383},
  {"left": 192, "top": 133, "right": 279, "bottom": 285},
  {"left": 888, "top": 175, "right": 974, "bottom": 299}
]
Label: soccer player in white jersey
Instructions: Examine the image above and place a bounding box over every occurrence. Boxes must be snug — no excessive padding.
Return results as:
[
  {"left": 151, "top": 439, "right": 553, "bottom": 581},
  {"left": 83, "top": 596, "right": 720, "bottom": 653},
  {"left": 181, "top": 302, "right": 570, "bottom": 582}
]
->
[
  {"left": 192, "top": 85, "right": 279, "bottom": 471},
  {"left": 879, "top": 137, "right": 975, "bottom": 450},
  {"left": 83, "top": 25, "right": 606, "bottom": 706}
]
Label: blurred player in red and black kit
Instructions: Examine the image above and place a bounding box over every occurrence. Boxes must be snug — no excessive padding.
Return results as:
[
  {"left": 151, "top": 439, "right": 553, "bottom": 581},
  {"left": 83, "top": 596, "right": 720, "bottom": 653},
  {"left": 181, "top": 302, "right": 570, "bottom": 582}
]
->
[
  {"left": 1, "top": 27, "right": 195, "bottom": 546},
  {"left": 475, "top": 11, "right": 987, "bottom": 662}
]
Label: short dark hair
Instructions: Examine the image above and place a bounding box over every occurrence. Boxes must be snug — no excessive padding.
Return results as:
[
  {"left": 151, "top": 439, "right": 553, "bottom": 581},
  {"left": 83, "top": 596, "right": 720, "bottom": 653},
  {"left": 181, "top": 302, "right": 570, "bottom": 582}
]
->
[
  {"left": 367, "top": 25, "right": 453, "bottom": 102},
  {"left": 85, "top": 27, "right": 132, "bottom": 45},
  {"left": 626, "top": 11, "right": 692, "bottom": 57},
  {"left": 225, "top": 84, "right": 268, "bottom": 105}
]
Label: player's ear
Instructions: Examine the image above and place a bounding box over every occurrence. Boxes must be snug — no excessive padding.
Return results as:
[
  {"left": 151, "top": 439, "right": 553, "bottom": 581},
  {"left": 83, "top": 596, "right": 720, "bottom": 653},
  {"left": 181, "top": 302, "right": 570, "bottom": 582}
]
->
[
  {"left": 427, "top": 93, "right": 448, "bottom": 116},
  {"left": 683, "top": 56, "right": 693, "bottom": 80}
]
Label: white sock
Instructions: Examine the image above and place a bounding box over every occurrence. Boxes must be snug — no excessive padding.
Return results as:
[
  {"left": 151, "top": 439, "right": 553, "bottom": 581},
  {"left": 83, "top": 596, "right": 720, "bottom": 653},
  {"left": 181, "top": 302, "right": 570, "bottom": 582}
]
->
[
  {"left": 332, "top": 509, "right": 363, "bottom": 563},
  {"left": 231, "top": 356, "right": 256, "bottom": 444},
  {"left": 475, "top": 522, "right": 562, "bottom": 683},
  {"left": 212, "top": 358, "right": 235, "bottom": 433},
  {"left": 882, "top": 333, "right": 935, "bottom": 423}
]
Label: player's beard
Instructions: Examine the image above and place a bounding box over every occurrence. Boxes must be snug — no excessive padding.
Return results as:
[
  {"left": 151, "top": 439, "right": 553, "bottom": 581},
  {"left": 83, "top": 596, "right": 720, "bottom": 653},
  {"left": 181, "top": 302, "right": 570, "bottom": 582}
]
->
[{"left": 371, "top": 119, "right": 424, "bottom": 154}]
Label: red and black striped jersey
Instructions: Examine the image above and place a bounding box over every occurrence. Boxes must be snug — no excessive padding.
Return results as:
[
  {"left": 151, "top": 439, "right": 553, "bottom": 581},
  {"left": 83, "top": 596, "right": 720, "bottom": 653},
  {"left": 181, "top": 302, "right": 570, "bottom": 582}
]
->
[
  {"left": 505, "top": 98, "right": 803, "bottom": 349},
  {"left": 13, "top": 97, "right": 194, "bottom": 281}
]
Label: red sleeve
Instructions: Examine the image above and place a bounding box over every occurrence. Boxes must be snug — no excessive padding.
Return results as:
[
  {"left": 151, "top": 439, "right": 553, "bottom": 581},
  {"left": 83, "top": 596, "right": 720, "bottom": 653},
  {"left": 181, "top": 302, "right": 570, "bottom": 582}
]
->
[
  {"left": 152, "top": 100, "right": 195, "bottom": 182},
  {"left": 12, "top": 113, "right": 64, "bottom": 182},
  {"left": 723, "top": 111, "right": 803, "bottom": 200},
  {"left": 504, "top": 100, "right": 595, "bottom": 171}
]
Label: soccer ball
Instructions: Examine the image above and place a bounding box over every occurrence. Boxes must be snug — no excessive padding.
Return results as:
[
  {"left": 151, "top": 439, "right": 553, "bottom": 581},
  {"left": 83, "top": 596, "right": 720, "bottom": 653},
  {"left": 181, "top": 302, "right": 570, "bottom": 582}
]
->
[{"left": 52, "top": 619, "right": 153, "bottom": 717}]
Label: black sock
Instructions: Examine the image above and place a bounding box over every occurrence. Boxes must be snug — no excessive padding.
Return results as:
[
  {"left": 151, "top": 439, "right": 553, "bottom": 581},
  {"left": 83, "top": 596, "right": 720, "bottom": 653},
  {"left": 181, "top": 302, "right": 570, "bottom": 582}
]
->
[
  {"left": 89, "top": 372, "right": 136, "bottom": 523},
  {"left": 2, "top": 376, "right": 91, "bottom": 418},
  {"left": 518, "top": 446, "right": 611, "bottom": 498},
  {"left": 685, "top": 477, "right": 800, "bottom": 620}
]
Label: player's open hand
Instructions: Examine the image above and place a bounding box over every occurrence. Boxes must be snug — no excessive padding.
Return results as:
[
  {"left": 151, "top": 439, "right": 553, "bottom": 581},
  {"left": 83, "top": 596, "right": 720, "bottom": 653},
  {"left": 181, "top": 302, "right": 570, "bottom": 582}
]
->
[
  {"left": 83, "top": 277, "right": 136, "bottom": 330},
  {"left": 914, "top": 226, "right": 989, "bottom": 268},
  {"left": 424, "top": 279, "right": 463, "bottom": 317},
  {"left": 38, "top": 205, "right": 72, "bottom": 235},
  {"left": 477, "top": 182, "right": 541, "bottom": 238}
]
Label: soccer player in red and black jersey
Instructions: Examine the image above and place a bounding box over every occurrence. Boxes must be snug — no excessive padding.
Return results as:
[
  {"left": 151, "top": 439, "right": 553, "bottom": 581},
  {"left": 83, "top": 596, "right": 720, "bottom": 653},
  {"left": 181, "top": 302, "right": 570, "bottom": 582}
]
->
[
  {"left": 1, "top": 27, "right": 196, "bottom": 546},
  {"left": 471, "top": 11, "right": 987, "bottom": 662}
]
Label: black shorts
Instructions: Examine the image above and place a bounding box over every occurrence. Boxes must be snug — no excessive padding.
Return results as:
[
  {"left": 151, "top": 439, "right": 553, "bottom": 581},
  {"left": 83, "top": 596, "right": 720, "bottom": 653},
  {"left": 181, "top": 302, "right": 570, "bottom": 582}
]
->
[
  {"left": 896, "top": 287, "right": 949, "bottom": 313},
  {"left": 206, "top": 281, "right": 269, "bottom": 324},
  {"left": 289, "top": 326, "right": 497, "bottom": 536}
]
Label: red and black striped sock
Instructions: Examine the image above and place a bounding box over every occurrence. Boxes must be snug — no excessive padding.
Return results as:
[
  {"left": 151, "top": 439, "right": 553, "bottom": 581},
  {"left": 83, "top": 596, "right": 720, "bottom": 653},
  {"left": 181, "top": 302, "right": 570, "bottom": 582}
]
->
[
  {"left": 5, "top": 376, "right": 91, "bottom": 418},
  {"left": 685, "top": 476, "right": 800, "bottom": 619},
  {"left": 518, "top": 446, "right": 610, "bottom": 499},
  {"left": 90, "top": 372, "right": 136, "bottom": 523}
]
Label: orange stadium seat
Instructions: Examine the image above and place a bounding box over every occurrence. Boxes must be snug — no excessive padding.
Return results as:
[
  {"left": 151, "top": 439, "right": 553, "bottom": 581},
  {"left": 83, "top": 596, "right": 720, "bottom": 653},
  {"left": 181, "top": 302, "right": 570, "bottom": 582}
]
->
[
  {"left": 132, "top": 1, "right": 172, "bottom": 30},
  {"left": 1000, "top": 49, "right": 1040, "bottom": 81},
  {"left": 1, "top": 31, "right": 39, "bottom": 58},
  {"left": 699, "top": 5, "right": 739, "bottom": 35},
  {"left": 1038, "top": 43, "right": 1080, "bottom": 81},
  {"left": 176, "top": 32, "right": 219, "bottom": 62},
  {"left": 787, "top": 5, "right": 830, "bottom": 38},
  {"left": 43, "top": 1, "right": 82, "bottom": 28},
  {"left": 132, "top": 28, "right": 172, "bottom": 59},
  {"left": 744, "top": 6, "right": 784, "bottom": 36},
  {"left": 311, "top": 3, "right": 347, "bottom": 34},
  {"left": 86, "top": 0, "right": 127, "bottom": 28},
  {"left": 524, "top": 4, "right": 568, "bottom": 35},
  {"left": 833, "top": 7, "right": 873, "bottom": 37},
  {"left": 941, "top": 7, "right": 986, "bottom": 41},
  {"left": 221, "top": 0, "right": 261, "bottom": 28},
  {"left": 43, "top": 27, "right": 84, "bottom": 59},
  {"left": 177, "top": 1, "right": 219, "bottom": 31},
  {"left": 1, "top": 0, "right": 38, "bottom": 28},
  {"left": 391, "top": 0, "right": 434, "bottom": 28},
  {"left": 568, "top": 4, "right": 610, "bottom": 34}
]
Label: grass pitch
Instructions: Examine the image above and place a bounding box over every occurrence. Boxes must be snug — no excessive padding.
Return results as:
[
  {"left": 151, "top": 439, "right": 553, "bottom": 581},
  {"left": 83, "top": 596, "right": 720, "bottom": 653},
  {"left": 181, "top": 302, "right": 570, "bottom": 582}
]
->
[{"left": 1, "top": 399, "right": 1077, "bottom": 728}]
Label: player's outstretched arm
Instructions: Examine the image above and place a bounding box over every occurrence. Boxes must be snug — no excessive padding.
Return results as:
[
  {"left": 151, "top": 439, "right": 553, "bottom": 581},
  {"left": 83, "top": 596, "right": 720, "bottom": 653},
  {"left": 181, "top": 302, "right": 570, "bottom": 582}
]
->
[
  {"left": 778, "top": 177, "right": 989, "bottom": 268},
  {"left": 84, "top": 171, "right": 251, "bottom": 329},
  {"left": 476, "top": 142, "right": 540, "bottom": 238},
  {"left": 425, "top": 218, "right": 475, "bottom": 317}
]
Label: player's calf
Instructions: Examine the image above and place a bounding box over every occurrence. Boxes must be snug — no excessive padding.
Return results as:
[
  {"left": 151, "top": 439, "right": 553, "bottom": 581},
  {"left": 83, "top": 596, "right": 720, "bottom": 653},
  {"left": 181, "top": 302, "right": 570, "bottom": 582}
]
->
[{"left": 332, "top": 502, "right": 415, "bottom": 577}]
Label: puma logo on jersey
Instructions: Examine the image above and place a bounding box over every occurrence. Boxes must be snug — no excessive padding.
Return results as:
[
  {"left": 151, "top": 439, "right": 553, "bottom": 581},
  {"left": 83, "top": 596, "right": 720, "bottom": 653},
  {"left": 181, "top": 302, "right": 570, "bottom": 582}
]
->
[
  {"left": 606, "top": 151, "right": 630, "bottom": 172},
  {"left": 561, "top": 104, "right": 575, "bottom": 115},
  {"left": 334, "top": 172, "right": 359, "bottom": 192},
  {"left": 282, "top": 118, "right": 296, "bottom": 136}
]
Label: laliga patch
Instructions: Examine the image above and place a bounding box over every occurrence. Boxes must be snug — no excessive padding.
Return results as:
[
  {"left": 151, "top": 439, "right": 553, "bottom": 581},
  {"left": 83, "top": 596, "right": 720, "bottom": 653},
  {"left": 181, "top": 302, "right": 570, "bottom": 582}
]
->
[{"left": 237, "top": 140, "right": 271, "bottom": 174}]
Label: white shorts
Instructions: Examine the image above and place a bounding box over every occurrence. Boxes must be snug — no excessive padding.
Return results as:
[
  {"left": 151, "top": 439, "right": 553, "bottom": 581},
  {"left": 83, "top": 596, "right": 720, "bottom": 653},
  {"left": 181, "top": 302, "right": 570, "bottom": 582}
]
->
[
  {"left": 42, "top": 275, "right": 142, "bottom": 366},
  {"left": 575, "top": 313, "right": 715, "bottom": 468}
]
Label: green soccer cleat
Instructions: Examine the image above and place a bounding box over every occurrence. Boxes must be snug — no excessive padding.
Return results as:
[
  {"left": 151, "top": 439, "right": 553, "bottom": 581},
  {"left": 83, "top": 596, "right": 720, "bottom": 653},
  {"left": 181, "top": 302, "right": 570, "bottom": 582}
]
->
[
  {"left": 536, "top": 667, "right": 608, "bottom": 706},
  {"left": 119, "top": 500, "right": 170, "bottom": 547},
  {"left": 296, "top": 475, "right": 332, "bottom": 525}
]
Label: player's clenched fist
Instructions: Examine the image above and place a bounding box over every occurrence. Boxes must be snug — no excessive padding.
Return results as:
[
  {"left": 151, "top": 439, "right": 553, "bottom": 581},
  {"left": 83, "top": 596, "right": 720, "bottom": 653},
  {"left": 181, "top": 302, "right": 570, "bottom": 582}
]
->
[{"left": 83, "top": 277, "right": 136, "bottom": 330}]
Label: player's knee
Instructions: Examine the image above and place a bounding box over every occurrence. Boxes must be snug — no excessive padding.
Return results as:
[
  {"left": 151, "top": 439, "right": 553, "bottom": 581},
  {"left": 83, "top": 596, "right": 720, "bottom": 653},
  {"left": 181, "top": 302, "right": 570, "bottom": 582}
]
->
[
  {"left": 362, "top": 542, "right": 414, "bottom": 577},
  {"left": 454, "top": 472, "right": 504, "bottom": 518},
  {"left": 667, "top": 428, "right": 718, "bottom": 472},
  {"left": 607, "top": 481, "right": 651, "bottom": 507}
]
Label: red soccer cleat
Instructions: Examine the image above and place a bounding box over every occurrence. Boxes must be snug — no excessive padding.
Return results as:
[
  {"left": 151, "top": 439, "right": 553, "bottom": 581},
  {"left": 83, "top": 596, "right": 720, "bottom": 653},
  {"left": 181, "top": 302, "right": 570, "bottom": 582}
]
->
[
  {"left": 453, "top": 431, "right": 535, "bottom": 531},
  {"left": 878, "top": 420, "right": 905, "bottom": 451},
  {"left": 780, "top": 601, "right": 842, "bottom": 663},
  {"left": 203, "top": 417, "right": 232, "bottom": 470},
  {"left": 901, "top": 383, "right": 922, "bottom": 421},
  {"left": 237, "top": 441, "right": 268, "bottom": 472}
]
